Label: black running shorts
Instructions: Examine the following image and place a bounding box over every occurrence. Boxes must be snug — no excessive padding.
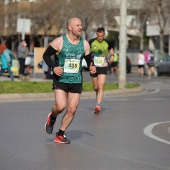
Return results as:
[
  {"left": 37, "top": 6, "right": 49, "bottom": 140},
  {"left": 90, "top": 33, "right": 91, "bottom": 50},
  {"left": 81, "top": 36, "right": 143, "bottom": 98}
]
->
[
  {"left": 52, "top": 80, "right": 82, "bottom": 93},
  {"left": 138, "top": 64, "right": 144, "bottom": 68},
  {"left": 111, "top": 62, "right": 118, "bottom": 67},
  {"left": 90, "top": 66, "right": 108, "bottom": 77}
]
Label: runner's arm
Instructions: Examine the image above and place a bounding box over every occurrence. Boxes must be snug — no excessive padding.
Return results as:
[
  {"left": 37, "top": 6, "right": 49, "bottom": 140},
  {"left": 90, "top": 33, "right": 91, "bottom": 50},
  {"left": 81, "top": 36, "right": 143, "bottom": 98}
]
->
[
  {"left": 43, "top": 37, "right": 62, "bottom": 70},
  {"left": 109, "top": 48, "right": 114, "bottom": 64},
  {"left": 43, "top": 45, "right": 57, "bottom": 70},
  {"left": 84, "top": 40, "right": 92, "bottom": 68},
  {"left": 84, "top": 40, "right": 96, "bottom": 73}
]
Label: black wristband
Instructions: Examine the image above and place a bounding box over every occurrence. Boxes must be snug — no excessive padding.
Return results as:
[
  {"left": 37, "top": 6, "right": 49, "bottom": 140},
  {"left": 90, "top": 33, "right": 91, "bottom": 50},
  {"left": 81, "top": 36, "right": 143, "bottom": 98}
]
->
[
  {"left": 84, "top": 53, "right": 92, "bottom": 69},
  {"left": 43, "top": 45, "right": 57, "bottom": 70}
]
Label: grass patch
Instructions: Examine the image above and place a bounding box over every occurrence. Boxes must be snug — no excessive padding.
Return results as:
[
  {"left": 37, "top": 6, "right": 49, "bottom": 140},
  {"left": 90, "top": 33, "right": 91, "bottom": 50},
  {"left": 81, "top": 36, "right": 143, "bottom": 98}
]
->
[{"left": 0, "top": 81, "right": 139, "bottom": 94}]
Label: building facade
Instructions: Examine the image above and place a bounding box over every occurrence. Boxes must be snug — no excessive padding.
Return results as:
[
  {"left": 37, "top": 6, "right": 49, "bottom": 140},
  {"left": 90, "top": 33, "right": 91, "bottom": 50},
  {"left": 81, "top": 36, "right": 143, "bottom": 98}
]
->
[{"left": 0, "top": 0, "right": 54, "bottom": 51}]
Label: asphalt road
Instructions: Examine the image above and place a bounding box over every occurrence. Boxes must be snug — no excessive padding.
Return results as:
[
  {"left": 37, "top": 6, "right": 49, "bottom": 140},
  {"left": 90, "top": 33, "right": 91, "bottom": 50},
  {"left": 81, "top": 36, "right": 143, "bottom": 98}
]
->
[{"left": 0, "top": 73, "right": 170, "bottom": 170}]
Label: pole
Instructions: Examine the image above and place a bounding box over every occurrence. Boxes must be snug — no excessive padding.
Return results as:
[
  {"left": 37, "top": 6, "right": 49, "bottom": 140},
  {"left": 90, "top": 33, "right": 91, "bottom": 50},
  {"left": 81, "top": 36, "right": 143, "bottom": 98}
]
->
[
  {"left": 22, "top": 18, "right": 25, "bottom": 40},
  {"left": 168, "top": 35, "right": 170, "bottom": 55},
  {"left": 118, "top": 0, "right": 127, "bottom": 89}
]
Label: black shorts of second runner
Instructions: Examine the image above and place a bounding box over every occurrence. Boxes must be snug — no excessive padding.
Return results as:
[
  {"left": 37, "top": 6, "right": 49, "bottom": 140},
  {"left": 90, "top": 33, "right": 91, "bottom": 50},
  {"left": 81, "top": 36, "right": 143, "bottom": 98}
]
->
[
  {"left": 138, "top": 64, "right": 144, "bottom": 68},
  {"left": 147, "top": 63, "right": 155, "bottom": 67},
  {"left": 90, "top": 66, "right": 108, "bottom": 77},
  {"left": 53, "top": 80, "right": 82, "bottom": 93},
  {"left": 111, "top": 62, "right": 118, "bottom": 67}
]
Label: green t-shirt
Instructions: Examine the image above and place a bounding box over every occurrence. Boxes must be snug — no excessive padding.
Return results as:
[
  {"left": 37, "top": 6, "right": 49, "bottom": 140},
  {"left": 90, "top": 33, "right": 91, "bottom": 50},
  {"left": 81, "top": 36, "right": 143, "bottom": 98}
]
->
[
  {"left": 53, "top": 35, "right": 85, "bottom": 83},
  {"left": 89, "top": 38, "right": 111, "bottom": 67},
  {"left": 89, "top": 38, "right": 111, "bottom": 57},
  {"left": 113, "top": 53, "right": 118, "bottom": 62}
]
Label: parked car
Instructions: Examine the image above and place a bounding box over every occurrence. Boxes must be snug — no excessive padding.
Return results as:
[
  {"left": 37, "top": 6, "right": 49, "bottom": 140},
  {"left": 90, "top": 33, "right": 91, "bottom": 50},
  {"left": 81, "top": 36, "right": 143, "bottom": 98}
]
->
[
  {"left": 11, "top": 59, "right": 20, "bottom": 77},
  {"left": 25, "top": 52, "right": 34, "bottom": 68},
  {"left": 156, "top": 55, "right": 170, "bottom": 75}
]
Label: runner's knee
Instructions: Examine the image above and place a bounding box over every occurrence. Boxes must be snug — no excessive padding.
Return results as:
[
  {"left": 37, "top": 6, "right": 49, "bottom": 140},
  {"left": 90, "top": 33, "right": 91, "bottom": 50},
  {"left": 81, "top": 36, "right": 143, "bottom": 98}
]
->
[
  {"left": 67, "top": 107, "right": 77, "bottom": 116},
  {"left": 94, "top": 87, "right": 98, "bottom": 92},
  {"left": 52, "top": 104, "right": 65, "bottom": 114}
]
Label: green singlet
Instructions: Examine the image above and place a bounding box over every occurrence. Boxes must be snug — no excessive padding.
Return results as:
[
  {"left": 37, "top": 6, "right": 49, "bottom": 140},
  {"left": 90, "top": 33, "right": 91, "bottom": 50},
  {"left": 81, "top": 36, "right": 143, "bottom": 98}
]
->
[
  {"left": 113, "top": 53, "right": 118, "bottom": 62},
  {"left": 54, "top": 35, "right": 85, "bottom": 83},
  {"left": 89, "top": 38, "right": 111, "bottom": 67}
]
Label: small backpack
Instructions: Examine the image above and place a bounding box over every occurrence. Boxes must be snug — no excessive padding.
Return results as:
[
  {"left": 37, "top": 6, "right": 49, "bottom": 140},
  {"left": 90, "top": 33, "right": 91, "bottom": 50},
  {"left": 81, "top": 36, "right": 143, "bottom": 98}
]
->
[{"left": 148, "top": 53, "right": 154, "bottom": 66}]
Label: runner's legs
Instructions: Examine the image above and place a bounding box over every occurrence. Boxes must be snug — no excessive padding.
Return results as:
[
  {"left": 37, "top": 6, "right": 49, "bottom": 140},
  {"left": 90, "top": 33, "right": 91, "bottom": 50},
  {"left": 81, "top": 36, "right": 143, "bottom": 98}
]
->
[
  {"left": 96, "top": 74, "right": 106, "bottom": 104},
  {"left": 60, "top": 92, "right": 81, "bottom": 131}
]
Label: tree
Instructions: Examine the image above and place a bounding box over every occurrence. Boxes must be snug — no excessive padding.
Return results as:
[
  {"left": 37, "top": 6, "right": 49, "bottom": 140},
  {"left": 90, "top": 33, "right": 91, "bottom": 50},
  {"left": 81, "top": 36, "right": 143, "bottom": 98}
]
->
[
  {"left": 153, "top": 0, "right": 170, "bottom": 52},
  {"left": 147, "top": 0, "right": 170, "bottom": 52}
]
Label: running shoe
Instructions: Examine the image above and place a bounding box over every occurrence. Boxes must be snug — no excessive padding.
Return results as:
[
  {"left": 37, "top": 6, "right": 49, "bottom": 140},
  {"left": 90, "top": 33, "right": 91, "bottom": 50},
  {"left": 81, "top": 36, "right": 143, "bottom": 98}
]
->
[
  {"left": 45, "top": 112, "right": 56, "bottom": 134},
  {"left": 54, "top": 134, "right": 71, "bottom": 144},
  {"left": 94, "top": 105, "right": 101, "bottom": 114}
]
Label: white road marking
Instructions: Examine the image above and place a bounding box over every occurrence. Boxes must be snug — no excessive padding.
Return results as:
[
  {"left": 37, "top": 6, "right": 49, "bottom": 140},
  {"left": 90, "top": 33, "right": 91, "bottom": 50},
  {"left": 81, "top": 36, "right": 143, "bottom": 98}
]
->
[
  {"left": 142, "top": 98, "right": 166, "bottom": 101},
  {"left": 147, "top": 88, "right": 160, "bottom": 94},
  {"left": 143, "top": 121, "right": 170, "bottom": 145}
]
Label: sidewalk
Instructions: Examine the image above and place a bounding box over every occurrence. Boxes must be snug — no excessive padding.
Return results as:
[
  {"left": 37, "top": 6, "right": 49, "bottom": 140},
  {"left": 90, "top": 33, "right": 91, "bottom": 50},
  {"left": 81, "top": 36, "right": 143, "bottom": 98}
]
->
[{"left": 0, "top": 76, "right": 145, "bottom": 102}]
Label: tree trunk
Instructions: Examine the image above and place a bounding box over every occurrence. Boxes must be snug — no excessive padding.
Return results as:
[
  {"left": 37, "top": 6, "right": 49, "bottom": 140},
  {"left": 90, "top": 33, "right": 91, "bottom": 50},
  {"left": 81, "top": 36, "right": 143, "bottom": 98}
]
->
[
  {"left": 140, "top": 29, "right": 144, "bottom": 50},
  {"left": 159, "top": 33, "right": 164, "bottom": 52}
]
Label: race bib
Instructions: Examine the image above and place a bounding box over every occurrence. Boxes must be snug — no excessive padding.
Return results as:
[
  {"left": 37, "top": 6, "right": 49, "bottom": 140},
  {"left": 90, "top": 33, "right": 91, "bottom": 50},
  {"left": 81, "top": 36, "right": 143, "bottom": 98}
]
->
[
  {"left": 64, "top": 59, "right": 80, "bottom": 73},
  {"left": 94, "top": 56, "right": 105, "bottom": 66}
]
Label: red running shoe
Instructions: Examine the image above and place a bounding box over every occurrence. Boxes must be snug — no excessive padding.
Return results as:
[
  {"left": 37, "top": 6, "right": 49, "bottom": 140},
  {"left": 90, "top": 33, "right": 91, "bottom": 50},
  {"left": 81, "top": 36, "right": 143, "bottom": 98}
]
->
[
  {"left": 94, "top": 105, "right": 101, "bottom": 114},
  {"left": 54, "top": 134, "right": 70, "bottom": 144},
  {"left": 45, "top": 112, "right": 56, "bottom": 134}
]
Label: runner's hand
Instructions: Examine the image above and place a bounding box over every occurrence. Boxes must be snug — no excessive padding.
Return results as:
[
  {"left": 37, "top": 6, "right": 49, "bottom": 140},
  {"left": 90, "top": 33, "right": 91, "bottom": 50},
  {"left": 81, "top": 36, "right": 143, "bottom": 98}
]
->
[
  {"left": 53, "top": 67, "right": 63, "bottom": 76},
  {"left": 89, "top": 63, "right": 96, "bottom": 74}
]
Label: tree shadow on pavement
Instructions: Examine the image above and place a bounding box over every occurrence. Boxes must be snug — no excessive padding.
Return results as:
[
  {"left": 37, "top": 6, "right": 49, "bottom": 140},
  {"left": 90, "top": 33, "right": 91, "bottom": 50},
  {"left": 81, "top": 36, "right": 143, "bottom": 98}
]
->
[
  {"left": 45, "top": 130, "right": 94, "bottom": 142},
  {"left": 67, "top": 130, "right": 94, "bottom": 141}
]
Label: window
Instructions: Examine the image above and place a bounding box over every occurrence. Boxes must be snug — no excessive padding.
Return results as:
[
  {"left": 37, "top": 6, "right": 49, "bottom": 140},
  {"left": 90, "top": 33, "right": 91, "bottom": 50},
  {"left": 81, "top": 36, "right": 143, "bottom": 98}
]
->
[
  {"left": 1, "top": 0, "right": 9, "bottom": 4},
  {"left": 4, "top": 15, "right": 9, "bottom": 28},
  {"left": 15, "top": 0, "right": 45, "bottom": 1}
]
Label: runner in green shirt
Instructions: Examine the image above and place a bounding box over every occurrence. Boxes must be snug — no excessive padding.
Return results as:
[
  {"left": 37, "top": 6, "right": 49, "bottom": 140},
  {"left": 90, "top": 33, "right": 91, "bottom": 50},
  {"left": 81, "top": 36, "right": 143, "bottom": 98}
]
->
[
  {"left": 43, "top": 17, "right": 96, "bottom": 144},
  {"left": 89, "top": 27, "right": 114, "bottom": 114}
]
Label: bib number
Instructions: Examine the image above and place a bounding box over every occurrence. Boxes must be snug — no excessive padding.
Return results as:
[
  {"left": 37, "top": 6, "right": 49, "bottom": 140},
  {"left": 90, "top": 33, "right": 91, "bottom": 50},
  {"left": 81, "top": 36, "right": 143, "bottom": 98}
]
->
[
  {"left": 94, "top": 56, "right": 105, "bottom": 66},
  {"left": 64, "top": 59, "right": 80, "bottom": 73}
]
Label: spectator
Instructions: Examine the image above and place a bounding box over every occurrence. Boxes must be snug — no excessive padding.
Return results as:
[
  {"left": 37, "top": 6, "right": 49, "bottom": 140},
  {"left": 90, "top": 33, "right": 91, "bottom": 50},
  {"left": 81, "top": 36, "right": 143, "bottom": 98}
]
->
[
  {"left": 0, "top": 44, "right": 14, "bottom": 81},
  {"left": 110, "top": 53, "right": 119, "bottom": 76},
  {"left": 147, "top": 50, "right": 155, "bottom": 79},
  {"left": 17, "top": 40, "right": 28, "bottom": 80},
  {"left": 137, "top": 50, "right": 145, "bottom": 76}
]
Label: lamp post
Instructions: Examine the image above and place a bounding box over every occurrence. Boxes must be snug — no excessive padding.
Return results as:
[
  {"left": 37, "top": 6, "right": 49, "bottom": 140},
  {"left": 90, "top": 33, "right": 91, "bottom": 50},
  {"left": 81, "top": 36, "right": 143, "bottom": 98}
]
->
[{"left": 118, "top": 0, "right": 127, "bottom": 89}]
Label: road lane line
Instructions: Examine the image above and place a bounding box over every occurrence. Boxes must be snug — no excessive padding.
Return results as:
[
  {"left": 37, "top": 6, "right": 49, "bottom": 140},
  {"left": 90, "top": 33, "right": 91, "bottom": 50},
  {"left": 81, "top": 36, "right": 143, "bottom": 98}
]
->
[
  {"left": 144, "top": 121, "right": 170, "bottom": 145},
  {"left": 142, "top": 98, "right": 166, "bottom": 101}
]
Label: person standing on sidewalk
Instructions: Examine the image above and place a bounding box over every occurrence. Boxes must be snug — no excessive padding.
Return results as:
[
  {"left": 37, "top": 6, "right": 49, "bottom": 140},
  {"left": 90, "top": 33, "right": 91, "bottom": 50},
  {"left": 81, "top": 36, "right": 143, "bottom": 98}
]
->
[
  {"left": 110, "top": 52, "right": 119, "bottom": 76},
  {"left": 89, "top": 27, "right": 114, "bottom": 114},
  {"left": 147, "top": 50, "right": 155, "bottom": 79},
  {"left": 43, "top": 17, "right": 96, "bottom": 144},
  {"left": 0, "top": 44, "right": 14, "bottom": 81},
  {"left": 137, "top": 50, "right": 145, "bottom": 76},
  {"left": 17, "top": 40, "right": 28, "bottom": 80}
]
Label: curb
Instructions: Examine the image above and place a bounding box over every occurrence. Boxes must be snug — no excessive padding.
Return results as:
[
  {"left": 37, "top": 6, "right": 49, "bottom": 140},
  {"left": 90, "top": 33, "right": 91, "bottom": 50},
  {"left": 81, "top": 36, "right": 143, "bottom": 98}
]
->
[{"left": 0, "top": 86, "right": 145, "bottom": 102}]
